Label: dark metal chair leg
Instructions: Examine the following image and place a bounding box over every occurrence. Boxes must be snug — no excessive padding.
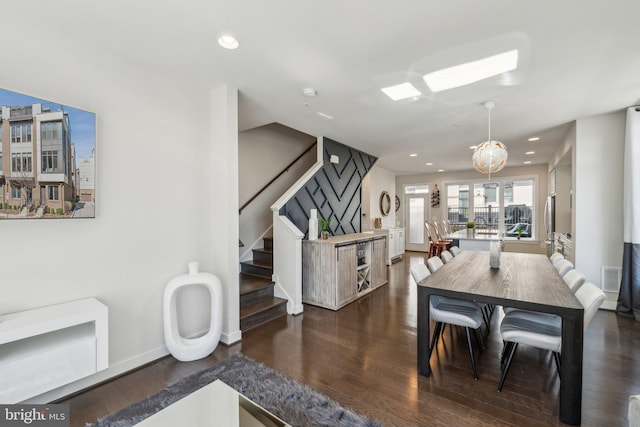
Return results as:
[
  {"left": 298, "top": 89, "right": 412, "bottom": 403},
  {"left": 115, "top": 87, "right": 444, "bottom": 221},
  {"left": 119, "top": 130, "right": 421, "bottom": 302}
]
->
[
  {"left": 428, "top": 322, "right": 443, "bottom": 360},
  {"left": 498, "top": 342, "right": 518, "bottom": 391},
  {"left": 553, "top": 351, "right": 562, "bottom": 377},
  {"left": 481, "top": 307, "right": 490, "bottom": 331},
  {"left": 501, "top": 341, "right": 514, "bottom": 364},
  {"left": 464, "top": 327, "right": 479, "bottom": 380},
  {"left": 474, "top": 328, "right": 485, "bottom": 353}
]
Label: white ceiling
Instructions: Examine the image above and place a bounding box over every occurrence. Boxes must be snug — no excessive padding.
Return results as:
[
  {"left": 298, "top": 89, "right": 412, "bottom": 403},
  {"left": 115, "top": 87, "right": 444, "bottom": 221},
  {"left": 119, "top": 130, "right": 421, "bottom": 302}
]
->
[{"left": 7, "top": 1, "right": 640, "bottom": 174}]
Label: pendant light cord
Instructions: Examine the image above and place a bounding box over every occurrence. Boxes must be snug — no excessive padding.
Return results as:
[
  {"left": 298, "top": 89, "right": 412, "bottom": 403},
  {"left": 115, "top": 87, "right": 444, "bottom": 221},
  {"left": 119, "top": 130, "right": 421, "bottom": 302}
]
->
[{"left": 488, "top": 105, "right": 492, "bottom": 179}]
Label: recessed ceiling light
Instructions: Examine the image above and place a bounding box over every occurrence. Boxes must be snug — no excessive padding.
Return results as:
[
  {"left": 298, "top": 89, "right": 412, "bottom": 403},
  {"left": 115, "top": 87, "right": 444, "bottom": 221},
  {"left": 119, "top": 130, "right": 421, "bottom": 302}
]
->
[
  {"left": 423, "top": 50, "right": 519, "bottom": 92},
  {"left": 381, "top": 82, "right": 421, "bottom": 101},
  {"left": 409, "top": 153, "right": 418, "bottom": 157},
  {"left": 218, "top": 34, "right": 239, "bottom": 49},
  {"left": 303, "top": 88, "right": 317, "bottom": 97},
  {"left": 528, "top": 137, "right": 540, "bottom": 141},
  {"left": 437, "top": 169, "right": 445, "bottom": 172},
  {"left": 525, "top": 151, "right": 535, "bottom": 155},
  {"left": 523, "top": 161, "right": 532, "bottom": 164},
  {"left": 426, "top": 162, "right": 433, "bottom": 166},
  {"left": 317, "top": 112, "right": 334, "bottom": 120}
]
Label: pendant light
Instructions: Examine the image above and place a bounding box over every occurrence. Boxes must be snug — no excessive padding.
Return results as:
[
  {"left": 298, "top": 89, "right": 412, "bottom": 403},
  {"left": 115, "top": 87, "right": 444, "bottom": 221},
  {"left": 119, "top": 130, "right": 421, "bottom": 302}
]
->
[{"left": 472, "top": 100, "right": 508, "bottom": 179}]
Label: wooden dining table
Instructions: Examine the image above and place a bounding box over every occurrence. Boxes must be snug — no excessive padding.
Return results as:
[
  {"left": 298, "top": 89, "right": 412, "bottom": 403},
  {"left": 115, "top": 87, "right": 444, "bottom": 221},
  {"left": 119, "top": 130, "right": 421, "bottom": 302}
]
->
[{"left": 417, "top": 250, "right": 585, "bottom": 426}]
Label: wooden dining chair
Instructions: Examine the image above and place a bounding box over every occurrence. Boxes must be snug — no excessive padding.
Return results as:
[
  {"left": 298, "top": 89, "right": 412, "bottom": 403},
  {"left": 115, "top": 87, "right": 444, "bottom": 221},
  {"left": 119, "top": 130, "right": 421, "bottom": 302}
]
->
[
  {"left": 410, "top": 262, "right": 485, "bottom": 380},
  {"left": 444, "top": 219, "right": 453, "bottom": 235},
  {"left": 498, "top": 282, "right": 605, "bottom": 391},
  {"left": 432, "top": 222, "right": 452, "bottom": 245},
  {"left": 425, "top": 222, "right": 447, "bottom": 257}
]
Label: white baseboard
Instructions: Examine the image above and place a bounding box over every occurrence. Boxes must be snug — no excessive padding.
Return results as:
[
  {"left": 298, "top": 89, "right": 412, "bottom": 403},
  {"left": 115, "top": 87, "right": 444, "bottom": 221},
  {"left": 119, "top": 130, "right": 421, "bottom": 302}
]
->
[
  {"left": 221, "top": 330, "right": 242, "bottom": 345},
  {"left": 24, "top": 345, "right": 170, "bottom": 404},
  {"left": 290, "top": 304, "right": 304, "bottom": 315}
]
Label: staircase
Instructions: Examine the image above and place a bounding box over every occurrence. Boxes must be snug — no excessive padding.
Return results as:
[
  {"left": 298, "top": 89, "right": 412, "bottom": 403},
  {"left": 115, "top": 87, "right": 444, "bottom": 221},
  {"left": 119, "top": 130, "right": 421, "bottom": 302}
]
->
[{"left": 239, "top": 237, "right": 288, "bottom": 331}]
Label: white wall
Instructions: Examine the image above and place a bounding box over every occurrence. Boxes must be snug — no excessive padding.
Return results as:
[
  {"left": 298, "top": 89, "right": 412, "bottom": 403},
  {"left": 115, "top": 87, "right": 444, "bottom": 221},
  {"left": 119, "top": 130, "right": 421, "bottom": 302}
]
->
[
  {"left": 1, "top": 25, "right": 239, "bottom": 400},
  {"left": 574, "top": 111, "right": 625, "bottom": 308},
  {"left": 362, "top": 165, "right": 396, "bottom": 230},
  {"left": 238, "top": 124, "right": 315, "bottom": 258}
]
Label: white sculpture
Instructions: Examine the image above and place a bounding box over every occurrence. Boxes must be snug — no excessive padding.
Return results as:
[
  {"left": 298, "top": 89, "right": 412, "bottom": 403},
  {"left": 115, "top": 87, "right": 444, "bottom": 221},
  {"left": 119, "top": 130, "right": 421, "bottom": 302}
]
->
[{"left": 163, "top": 262, "right": 222, "bottom": 361}]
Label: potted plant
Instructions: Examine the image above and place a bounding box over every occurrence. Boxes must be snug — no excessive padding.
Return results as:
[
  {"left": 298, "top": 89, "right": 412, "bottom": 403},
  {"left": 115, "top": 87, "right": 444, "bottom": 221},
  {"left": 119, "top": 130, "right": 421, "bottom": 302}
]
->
[
  {"left": 320, "top": 217, "right": 331, "bottom": 240},
  {"left": 466, "top": 221, "right": 475, "bottom": 237},
  {"left": 516, "top": 227, "right": 524, "bottom": 240}
]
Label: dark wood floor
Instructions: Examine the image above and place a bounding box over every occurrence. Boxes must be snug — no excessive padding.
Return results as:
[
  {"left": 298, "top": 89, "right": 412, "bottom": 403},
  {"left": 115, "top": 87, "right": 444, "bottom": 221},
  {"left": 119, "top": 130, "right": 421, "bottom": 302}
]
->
[{"left": 63, "top": 251, "right": 640, "bottom": 426}]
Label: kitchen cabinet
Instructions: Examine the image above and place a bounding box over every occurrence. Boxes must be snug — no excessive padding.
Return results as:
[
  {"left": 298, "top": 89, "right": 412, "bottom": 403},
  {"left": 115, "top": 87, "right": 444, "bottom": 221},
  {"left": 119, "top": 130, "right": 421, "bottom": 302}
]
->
[
  {"left": 377, "top": 228, "right": 405, "bottom": 265},
  {"left": 302, "top": 233, "right": 388, "bottom": 310}
]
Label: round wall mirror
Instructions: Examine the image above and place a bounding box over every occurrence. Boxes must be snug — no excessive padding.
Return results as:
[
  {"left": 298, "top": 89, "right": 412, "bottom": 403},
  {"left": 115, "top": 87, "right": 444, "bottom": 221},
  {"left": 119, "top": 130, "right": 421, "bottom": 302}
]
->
[{"left": 380, "top": 191, "right": 391, "bottom": 216}]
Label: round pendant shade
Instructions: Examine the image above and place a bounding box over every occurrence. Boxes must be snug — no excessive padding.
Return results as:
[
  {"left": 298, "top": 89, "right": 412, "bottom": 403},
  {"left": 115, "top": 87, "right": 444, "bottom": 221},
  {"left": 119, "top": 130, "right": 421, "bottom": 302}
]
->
[{"left": 472, "top": 140, "right": 508, "bottom": 174}]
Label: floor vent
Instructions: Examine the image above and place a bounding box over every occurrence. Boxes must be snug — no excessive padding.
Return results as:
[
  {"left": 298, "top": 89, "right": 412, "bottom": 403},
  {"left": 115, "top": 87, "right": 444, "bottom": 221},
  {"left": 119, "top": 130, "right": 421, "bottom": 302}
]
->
[{"left": 601, "top": 266, "right": 622, "bottom": 293}]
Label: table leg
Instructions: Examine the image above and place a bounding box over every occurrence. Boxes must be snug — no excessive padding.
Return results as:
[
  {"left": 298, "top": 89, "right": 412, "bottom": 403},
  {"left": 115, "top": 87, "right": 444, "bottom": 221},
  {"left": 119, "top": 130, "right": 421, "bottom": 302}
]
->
[
  {"left": 418, "top": 287, "right": 431, "bottom": 376},
  {"left": 560, "top": 309, "right": 584, "bottom": 425}
]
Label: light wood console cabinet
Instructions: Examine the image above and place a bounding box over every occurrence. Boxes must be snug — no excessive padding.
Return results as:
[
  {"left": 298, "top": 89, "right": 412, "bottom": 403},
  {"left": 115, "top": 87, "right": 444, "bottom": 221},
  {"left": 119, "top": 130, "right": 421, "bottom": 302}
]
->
[{"left": 303, "top": 233, "right": 388, "bottom": 310}]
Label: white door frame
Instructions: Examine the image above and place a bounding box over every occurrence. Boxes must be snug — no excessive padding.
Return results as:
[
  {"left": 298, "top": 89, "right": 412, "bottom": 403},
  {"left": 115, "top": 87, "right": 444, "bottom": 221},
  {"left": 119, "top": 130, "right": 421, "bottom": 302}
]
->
[{"left": 405, "top": 192, "right": 430, "bottom": 252}]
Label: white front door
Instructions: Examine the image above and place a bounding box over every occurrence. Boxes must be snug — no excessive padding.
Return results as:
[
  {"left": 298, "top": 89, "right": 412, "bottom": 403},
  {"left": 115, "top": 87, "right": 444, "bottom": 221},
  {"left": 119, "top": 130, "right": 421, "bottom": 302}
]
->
[{"left": 405, "top": 193, "right": 430, "bottom": 252}]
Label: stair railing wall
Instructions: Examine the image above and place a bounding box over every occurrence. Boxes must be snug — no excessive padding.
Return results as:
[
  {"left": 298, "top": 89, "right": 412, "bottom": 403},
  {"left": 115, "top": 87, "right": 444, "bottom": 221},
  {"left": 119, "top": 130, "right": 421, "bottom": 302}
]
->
[{"left": 272, "top": 213, "right": 304, "bottom": 314}]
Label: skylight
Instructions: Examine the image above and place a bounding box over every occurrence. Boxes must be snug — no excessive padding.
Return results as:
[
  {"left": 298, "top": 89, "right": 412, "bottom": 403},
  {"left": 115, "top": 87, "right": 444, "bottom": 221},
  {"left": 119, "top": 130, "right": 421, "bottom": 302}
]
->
[
  {"left": 381, "top": 83, "right": 421, "bottom": 101},
  {"left": 423, "top": 50, "right": 519, "bottom": 92}
]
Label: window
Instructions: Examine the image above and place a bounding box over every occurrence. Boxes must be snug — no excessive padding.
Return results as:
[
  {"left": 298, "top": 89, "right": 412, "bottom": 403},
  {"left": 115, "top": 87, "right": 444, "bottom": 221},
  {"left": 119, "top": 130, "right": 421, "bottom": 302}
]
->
[
  {"left": 446, "top": 178, "right": 535, "bottom": 239},
  {"left": 48, "top": 185, "right": 59, "bottom": 201},
  {"left": 41, "top": 151, "right": 59, "bottom": 172},
  {"left": 11, "top": 187, "right": 21, "bottom": 199},
  {"left": 10, "top": 122, "right": 32, "bottom": 143},
  {"left": 473, "top": 183, "right": 499, "bottom": 225},
  {"left": 41, "top": 122, "right": 61, "bottom": 140},
  {"left": 404, "top": 184, "right": 430, "bottom": 194},
  {"left": 11, "top": 152, "right": 32, "bottom": 173},
  {"left": 446, "top": 184, "right": 469, "bottom": 223},
  {"left": 503, "top": 180, "right": 534, "bottom": 237}
]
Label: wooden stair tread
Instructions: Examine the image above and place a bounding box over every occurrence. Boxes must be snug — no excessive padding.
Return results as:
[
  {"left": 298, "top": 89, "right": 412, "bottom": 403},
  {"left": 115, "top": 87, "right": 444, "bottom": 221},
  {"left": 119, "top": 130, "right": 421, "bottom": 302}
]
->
[
  {"left": 252, "top": 248, "right": 273, "bottom": 255},
  {"left": 239, "top": 274, "right": 273, "bottom": 295},
  {"left": 240, "top": 297, "right": 287, "bottom": 318},
  {"left": 240, "top": 259, "right": 273, "bottom": 268}
]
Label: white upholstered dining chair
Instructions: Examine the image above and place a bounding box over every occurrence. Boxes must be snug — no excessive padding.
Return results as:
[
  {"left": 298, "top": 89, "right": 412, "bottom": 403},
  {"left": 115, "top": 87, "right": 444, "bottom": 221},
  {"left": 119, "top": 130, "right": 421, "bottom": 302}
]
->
[
  {"left": 498, "top": 282, "right": 605, "bottom": 391},
  {"left": 554, "top": 259, "right": 574, "bottom": 277},
  {"left": 562, "top": 269, "right": 586, "bottom": 293},
  {"left": 449, "top": 246, "right": 461, "bottom": 257},
  {"left": 549, "top": 252, "right": 564, "bottom": 265},
  {"left": 440, "top": 250, "right": 454, "bottom": 264},
  {"left": 427, "top": 255, "right": 492, "bottom": 330},
  {"left": 409, "top": 262, "right": 485, "bottom": 380}
]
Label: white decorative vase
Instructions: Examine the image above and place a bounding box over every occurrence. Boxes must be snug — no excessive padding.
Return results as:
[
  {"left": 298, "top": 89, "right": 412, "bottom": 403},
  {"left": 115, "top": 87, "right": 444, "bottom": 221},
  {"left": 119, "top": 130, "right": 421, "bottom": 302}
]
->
[
  {"left": 490, "top": 241, "right": 501, "bottom": 269},
  {"left": 163, "top": 262, "right": 223, "bottom": 362},
  {"left": 309, "top": 209, "right": 318, "bottom": 240}
]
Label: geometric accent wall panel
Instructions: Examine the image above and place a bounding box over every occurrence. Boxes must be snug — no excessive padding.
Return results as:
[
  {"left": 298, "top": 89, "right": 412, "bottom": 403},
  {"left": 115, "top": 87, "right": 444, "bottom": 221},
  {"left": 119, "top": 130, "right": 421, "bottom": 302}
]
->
[{"left": 280, "top": 138, "right": 377, "bottom": 238}]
